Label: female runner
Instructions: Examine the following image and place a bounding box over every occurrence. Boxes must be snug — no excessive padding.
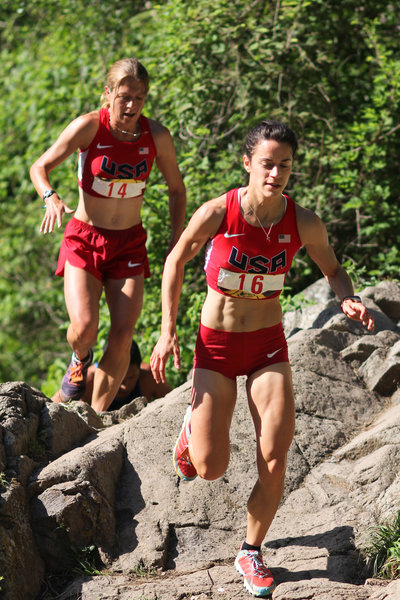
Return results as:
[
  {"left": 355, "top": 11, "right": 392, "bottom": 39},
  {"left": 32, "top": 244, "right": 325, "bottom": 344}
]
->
[
  {"left": 31, "top": 58, "right": 186, "bottom": 411},
  {"left": 150, "top": 120, "right": 373, "bottom": 597}
]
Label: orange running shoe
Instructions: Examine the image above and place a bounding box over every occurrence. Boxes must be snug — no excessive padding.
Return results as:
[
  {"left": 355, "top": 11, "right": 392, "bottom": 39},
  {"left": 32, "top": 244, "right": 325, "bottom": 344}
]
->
[
  {"left": 60, "top": 349, "right": 93, "bottom": 401},
  {"left": 235, "top": 549, "right": 276, "bottom": 597}
]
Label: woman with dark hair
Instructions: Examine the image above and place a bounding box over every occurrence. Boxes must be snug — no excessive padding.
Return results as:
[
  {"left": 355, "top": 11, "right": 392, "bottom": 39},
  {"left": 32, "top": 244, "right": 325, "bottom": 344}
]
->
[
  {"left": 31, "top": 58, "right": 186, "bottom": 412},
  {"left": 150, "top": 120, "right": 373, "bottom": 597}
]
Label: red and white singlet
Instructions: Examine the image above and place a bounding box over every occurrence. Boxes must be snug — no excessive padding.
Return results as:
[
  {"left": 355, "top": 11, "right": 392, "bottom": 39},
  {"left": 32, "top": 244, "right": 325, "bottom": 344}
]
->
[
  {"left": 78, "top": 108, "right": 157, "bottom": 199},
  {"left": 204, "top": 188, "right": 302, "bottom": 300}
]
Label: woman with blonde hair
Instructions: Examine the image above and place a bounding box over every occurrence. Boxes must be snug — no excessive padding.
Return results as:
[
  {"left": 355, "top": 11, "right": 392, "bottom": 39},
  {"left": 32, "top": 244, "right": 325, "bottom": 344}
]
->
[{"left": 31, "top": 57, "right": 186, "bottom": 412}]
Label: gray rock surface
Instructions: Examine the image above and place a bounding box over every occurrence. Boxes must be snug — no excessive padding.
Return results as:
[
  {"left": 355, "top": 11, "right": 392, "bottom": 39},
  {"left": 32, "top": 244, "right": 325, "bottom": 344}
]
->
[{"left": 0, "top": 280, "right": 399, "bottom": 600}]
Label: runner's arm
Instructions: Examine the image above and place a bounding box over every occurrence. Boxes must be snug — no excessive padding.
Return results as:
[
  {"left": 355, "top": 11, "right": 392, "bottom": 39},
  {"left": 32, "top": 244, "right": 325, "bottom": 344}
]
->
[
  {"left": 30, "top": 113, "right": 98, "bottom": 234},
  {"left": 151, "top": 122, "right": 186, "bottom": 252},
  {"left": 298, "top": 207, "right": 374, "bottom": 331},
  {"left": 150, "top": 197, "right": 225, "bottom": 383}
]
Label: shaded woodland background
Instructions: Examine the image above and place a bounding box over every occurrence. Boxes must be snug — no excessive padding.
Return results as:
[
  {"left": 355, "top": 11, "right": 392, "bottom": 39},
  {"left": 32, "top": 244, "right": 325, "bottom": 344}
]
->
[{"left": 0, "top": 0, "right": 399, "bottom": 394}]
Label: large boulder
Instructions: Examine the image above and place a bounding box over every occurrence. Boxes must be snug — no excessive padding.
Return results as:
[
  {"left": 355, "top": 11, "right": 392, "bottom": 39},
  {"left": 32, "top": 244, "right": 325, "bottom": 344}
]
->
[
  {"left": 0, "top": 383, "right": 101, "bottom": 600},
  {"left": 1, "top": 280, "right": 399, "bottom": 599},
  {"left": 29, "top": 424, "right": 125, "bottom": 570}
]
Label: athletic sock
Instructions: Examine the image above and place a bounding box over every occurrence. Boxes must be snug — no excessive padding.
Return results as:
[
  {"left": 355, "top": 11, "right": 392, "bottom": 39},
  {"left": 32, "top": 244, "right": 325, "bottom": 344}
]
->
[{"left": 241, "top": 541, "right": 261, "bottom": 553}]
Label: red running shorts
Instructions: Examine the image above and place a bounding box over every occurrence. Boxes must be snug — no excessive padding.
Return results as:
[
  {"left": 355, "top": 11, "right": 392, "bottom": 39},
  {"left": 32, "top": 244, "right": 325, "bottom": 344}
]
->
[
  {"left": 193, "top": 322, "right": 289, "bottom": 380},
  {"left": 55, "top": 217, "right": 150, "bottom": 281}
]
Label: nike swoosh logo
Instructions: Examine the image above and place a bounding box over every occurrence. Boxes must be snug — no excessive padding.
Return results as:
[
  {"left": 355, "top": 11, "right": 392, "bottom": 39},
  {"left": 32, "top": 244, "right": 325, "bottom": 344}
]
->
[
  {"left": 224, "top": 232, "right": 246, "bottom": 238},
  {"left": 97, "top": 143, "right": 113, "bottom": 149},
  {"left": 267, "top": 348, "right": 282, "bottom": 359},
  {"left": 128, "top": 261, "right": 143, "bottom": 268}
]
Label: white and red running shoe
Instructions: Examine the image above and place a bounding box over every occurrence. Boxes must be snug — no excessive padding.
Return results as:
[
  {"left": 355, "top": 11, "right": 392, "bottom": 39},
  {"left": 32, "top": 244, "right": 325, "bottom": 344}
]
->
[{"left": 173, "top": 405, "right": 197, "bottom": 481}]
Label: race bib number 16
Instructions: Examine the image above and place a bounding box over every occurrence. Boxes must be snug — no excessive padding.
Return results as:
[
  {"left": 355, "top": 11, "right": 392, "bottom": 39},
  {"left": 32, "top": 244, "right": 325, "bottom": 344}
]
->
[{"left": 217, "top": 268, "right": 285, "bottom": 298}]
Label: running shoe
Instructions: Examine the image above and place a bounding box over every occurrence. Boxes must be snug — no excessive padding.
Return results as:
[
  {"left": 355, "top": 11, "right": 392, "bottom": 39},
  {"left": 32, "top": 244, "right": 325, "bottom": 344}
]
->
[
  {"left": 60, "top": 349, "right": 93, "bottom": 401},
  {"left": 235, "top": 549, "right": 276, "bottom": 597},
  {"left": 173, "top": 405, "right": 197, "bottom": 481}
]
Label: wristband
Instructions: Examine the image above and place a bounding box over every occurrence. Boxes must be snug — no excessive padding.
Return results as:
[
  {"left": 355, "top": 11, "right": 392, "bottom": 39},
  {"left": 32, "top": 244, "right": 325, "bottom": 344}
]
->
[
  {"left": 42, "top": 189, "right": 57, "bottom": 202},
  {"left": 340, "top": 295, "right": 362, "bottom": 313}
]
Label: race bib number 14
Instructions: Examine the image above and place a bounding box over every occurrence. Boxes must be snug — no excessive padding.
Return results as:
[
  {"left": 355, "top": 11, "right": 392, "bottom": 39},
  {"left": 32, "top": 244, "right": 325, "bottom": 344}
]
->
[{"left": 92, "top": 176, "right": 146, "bottom": 198}]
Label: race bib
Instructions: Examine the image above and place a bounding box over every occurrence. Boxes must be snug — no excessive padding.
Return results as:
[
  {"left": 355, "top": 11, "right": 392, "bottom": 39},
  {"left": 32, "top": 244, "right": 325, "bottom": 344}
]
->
[
  {"left": 217, "top": 268, "right": 285, "bottom": 299},
  {"left": 92, "top": 176, "right": 146, "bottom": 198}
]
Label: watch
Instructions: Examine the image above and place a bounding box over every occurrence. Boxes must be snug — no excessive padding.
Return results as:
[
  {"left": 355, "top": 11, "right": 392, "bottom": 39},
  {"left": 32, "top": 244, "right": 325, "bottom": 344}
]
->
[{"left": 42, "top": 189, "right": 57, "bottom": 201}]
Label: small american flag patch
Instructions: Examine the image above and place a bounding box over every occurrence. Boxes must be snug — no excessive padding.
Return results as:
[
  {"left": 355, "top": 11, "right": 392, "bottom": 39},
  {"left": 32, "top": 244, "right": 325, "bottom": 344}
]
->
[
  {"left": 279, "top": 234, "right": 291, "bottom": 243},
  {"left": 139, "top": 147, "right": 149, "bottom": 155}
]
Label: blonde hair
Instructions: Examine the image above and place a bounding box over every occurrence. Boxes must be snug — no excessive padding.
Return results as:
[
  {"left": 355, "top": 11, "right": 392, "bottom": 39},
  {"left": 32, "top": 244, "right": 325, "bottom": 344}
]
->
[{"left": 101, "top": 58, "right": 149, "bottom": 108}]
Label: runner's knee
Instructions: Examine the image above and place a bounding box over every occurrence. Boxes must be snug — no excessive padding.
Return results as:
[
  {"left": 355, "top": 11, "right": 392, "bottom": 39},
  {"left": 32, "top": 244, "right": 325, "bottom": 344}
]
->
[
  {"left": 258, "top": 455, "right": 287, "bottom": 486},
  {"left": 196, "top": 459, "right": 228, "bottom": 481},
  {"left": 68, "top": 321, "right": 97, "bottom": 348},
  {"left": 193, "top": 449, "right": 230, "bottom": 481}
]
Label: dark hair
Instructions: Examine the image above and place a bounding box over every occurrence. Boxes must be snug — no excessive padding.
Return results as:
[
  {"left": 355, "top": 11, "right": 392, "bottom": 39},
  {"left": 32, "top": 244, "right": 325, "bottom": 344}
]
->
[
  {"left": 244, "top": 120, "right": 298, "bottom": 159},
  {"left": 129, "top": 340, "right": 142, "bottom": 367}
]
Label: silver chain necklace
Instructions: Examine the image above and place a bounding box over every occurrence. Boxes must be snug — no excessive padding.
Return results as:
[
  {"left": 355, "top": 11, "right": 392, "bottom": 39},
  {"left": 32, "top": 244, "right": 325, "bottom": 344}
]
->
[
  {"left": 246, "top": 195, "right": 287, "bottom": 242},
  {"left": 109, "top": 117, "right": 141, "bottom": 138}
]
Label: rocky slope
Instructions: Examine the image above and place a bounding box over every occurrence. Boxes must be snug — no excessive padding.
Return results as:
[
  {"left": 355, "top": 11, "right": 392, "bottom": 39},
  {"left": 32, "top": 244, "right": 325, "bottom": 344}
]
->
[{"left": 0, "top": 279, "right": 399, "bottom": 600}]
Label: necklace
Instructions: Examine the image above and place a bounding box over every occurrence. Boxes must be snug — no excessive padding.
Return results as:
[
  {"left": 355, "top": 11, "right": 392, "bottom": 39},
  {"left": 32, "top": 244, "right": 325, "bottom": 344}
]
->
[
  {"left": 246, "top": 195, "right": 287, "bottom": 242},
  {"left": 109, "top": 117, "right": 141, "bottom": 138}
]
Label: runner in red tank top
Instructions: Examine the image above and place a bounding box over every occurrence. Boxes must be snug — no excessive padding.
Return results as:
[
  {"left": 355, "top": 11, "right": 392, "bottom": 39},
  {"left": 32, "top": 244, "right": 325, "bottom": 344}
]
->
[
  {"left": 150, "top": 120, "right": 374, "bottom": 597},
  {"left": 30, "top": 58, "right": 186, "bottom": 411}
]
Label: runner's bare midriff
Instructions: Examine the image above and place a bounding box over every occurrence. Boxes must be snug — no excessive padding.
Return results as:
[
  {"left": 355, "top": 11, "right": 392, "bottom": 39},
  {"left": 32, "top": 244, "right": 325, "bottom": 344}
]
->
[
  {"left": 74, "top": 188, "right": 144, "bottom": 229},
  {"left": 200, "top": 286, "right": 283, "bottom": 332}
]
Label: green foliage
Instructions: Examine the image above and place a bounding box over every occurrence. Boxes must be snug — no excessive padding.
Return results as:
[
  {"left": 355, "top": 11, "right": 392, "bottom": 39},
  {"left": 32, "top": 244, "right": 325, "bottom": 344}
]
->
[
  {"left": 38, "top": 530, "right": 105, "bottom": 598},
  {"left": 130, "top": 559, "right": 157, "bottom": 578},
  {"left": 364, "top": 512, "right": 400, "bottom": 579},
  {"left": 281, "top": 289, "right": 315, "bottom": 314},
  {"left": 70, "top": 544, "right": 103, "bottom": 577},
  {"left": 53, "top": 525, "right": 104, "bottom": 577},
  {"left": 1, "top": 0, "right": 399, "bottom": 389},
  {"left": 0, "top": 472, "right": 9, "bottom": 491}
]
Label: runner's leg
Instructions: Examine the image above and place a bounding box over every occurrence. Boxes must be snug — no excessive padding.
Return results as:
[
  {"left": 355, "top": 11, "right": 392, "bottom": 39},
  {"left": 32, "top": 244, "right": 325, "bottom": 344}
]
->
[
  {"left": 64, "top": 261, "right": 102, "bottom": 358},
  {"left": 244, "top": 362, "right": 295, "bottom": 546},
  {"left": 91, "top": 274, "right": 144, "bottom": 412},
  {"left": 189, "top": 368, "right": 237, "bottom": 480}
]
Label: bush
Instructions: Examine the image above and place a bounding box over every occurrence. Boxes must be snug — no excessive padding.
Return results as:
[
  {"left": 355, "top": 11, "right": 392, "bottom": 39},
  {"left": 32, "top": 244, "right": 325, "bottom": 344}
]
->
[{"left": 364, "top": 511, "right": 400, "bottom": 579}]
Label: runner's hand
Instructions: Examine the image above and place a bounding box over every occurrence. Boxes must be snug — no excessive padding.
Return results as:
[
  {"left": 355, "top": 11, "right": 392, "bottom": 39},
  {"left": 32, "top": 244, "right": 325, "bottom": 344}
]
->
[
  {"left": 341, "top": 298, "right": 374, "bottom": 332},
  {"left": 151, "top": 333, "right": 181, "bottom": 384},
  {"left": 40, "top": 194, "right": 74, "bottom": 234}
]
